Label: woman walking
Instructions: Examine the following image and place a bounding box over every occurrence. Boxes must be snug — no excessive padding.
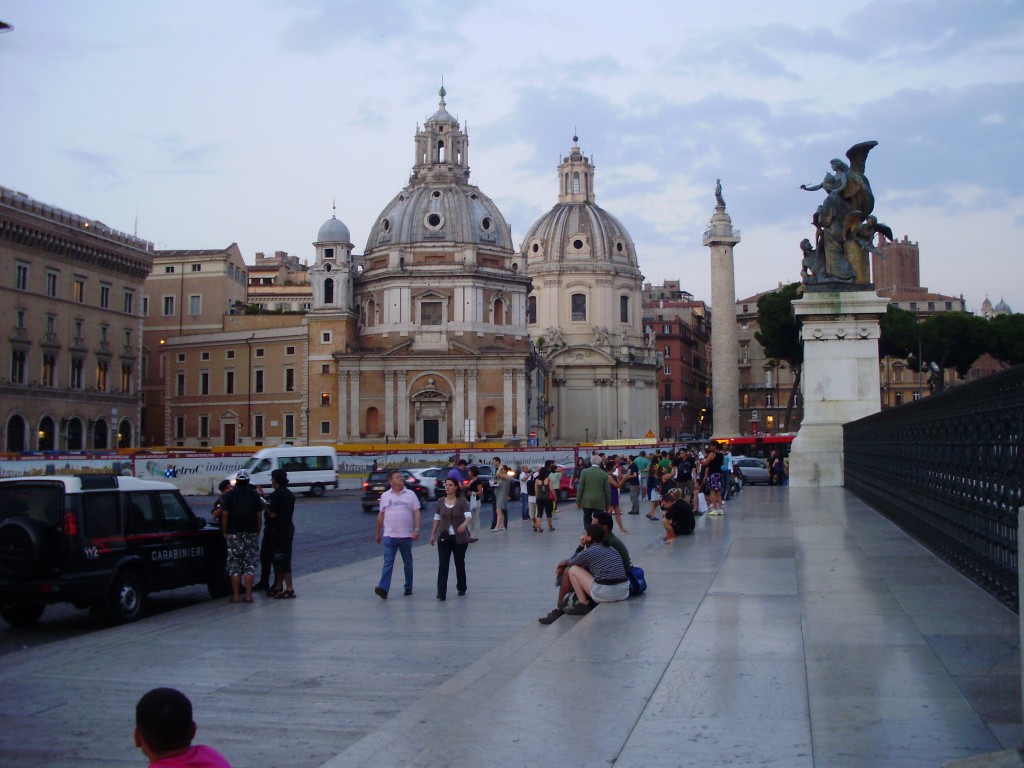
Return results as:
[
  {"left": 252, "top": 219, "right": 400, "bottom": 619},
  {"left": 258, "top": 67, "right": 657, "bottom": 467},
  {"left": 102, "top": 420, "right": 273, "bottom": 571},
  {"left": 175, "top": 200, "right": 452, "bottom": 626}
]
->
[
  {"left": 429, "top": 478, "right": 471, "bottom": 600},
  {"left": 701, "top": 443, "right": 725, "bottom": 516},
  {"left": 607, "top": 457, "right": 628, "bottom": 534},
  {"left": 492, "top": 465, "right": 511, "bottom": 531},
  {"left": 535, "top": 466, "right": 555, "bottom": 531}
]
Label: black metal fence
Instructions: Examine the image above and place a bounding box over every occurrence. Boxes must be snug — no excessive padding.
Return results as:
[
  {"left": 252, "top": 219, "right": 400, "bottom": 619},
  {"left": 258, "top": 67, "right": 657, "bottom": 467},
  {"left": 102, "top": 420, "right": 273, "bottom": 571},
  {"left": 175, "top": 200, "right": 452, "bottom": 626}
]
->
[{"left": 844, "top": 365, "right": 1024, "bottom": 611}]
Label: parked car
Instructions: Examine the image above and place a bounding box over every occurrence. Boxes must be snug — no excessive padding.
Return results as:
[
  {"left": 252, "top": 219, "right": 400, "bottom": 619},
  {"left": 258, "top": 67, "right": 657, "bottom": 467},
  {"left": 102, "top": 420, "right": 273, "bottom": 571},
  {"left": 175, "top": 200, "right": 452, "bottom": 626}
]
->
[
  {"left": 731, "top": 456, "right": 770, "bottom": 485},
  {"left": 361, "top": 469, "right": 432, "bottom": 512},
  {"left": 556, "top": 466, "right": 577, "bottom": 501},
  {"left": 0, "top": 474, "right": 227, "bottom": 627}
]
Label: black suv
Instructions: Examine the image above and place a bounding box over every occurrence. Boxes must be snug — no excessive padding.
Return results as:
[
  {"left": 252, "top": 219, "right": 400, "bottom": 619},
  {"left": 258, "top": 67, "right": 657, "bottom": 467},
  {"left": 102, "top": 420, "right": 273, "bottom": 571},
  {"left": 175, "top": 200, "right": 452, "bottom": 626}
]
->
[
  {"left": 361, "top": 470, "right": 431, "bottom": 513},
  {"left": 0, "top": 475, "right": 227, "bottom": 627}
]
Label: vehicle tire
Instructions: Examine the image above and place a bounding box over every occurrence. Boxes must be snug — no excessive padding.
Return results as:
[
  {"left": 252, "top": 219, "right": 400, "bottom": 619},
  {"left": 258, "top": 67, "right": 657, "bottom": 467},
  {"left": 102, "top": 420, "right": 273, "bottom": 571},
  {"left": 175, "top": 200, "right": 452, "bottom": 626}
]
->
[
  {"left": 207, "top": 571, "right": 231, "bottom": 599},
  {"left": 308, "top": 483, "right": 325, "bottom": 498},
  {"left": 558, "top": 489, "right": 568, "bottom": 502},
  {"left": 0, "top": 518, "right": 51, "bottom": 581},
  {"left": 107, "top": 571, "right": 146, "bottom": 624},
  {"left": 0, "top": 604, "right": 46, "bottom": 627}
]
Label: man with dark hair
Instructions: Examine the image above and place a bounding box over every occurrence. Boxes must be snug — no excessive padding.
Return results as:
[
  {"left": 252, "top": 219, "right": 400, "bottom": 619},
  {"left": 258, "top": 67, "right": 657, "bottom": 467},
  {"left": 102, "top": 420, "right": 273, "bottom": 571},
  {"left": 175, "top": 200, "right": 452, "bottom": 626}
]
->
[
  {"left": 134, "top": 687, "right": 231, "bottom": 767},
  {"left": 220, "top": 471, "right": 263, "bottom": 604},
  {"left": 593, "top": 510, "right": 631, "bottom": 575},
  {"left": 374, "top": 469, "right": 421, "bottom": 599},
  {"left": 538, "top": 523, "right": 629, "bottom": 624},
  {"left": 266, "top": 468, "right": 296, "bottom": 599}
]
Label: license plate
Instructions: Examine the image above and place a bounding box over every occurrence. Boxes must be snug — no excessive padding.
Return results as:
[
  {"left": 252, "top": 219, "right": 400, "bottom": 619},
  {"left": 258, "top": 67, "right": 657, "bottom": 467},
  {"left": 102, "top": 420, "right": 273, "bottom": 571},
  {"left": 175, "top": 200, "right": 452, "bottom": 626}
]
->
[{"left": 372, "top": 485, "right": 386, "bottom": 493}]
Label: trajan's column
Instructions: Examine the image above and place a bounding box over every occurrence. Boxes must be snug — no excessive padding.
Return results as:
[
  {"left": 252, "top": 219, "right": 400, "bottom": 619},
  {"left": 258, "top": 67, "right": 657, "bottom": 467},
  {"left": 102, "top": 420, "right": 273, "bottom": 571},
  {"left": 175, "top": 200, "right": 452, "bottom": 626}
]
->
[{"left": 703, "top": 180, "right": 740, "bottom": 437}]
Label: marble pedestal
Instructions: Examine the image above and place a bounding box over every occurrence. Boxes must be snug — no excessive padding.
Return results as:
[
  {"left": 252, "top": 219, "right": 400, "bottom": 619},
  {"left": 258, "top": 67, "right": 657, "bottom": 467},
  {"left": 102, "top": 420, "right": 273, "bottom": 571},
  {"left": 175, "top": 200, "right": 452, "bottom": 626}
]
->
[{"left": 789, "top": 289, "right": 889, "bottom": 487}]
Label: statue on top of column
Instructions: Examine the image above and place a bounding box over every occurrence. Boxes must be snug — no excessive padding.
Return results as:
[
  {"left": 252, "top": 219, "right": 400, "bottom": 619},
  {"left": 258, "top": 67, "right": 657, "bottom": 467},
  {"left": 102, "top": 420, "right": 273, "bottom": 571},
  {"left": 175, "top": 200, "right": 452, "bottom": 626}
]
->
[{"left": 798, "top": 140, "right": 892, "bottom": 286}]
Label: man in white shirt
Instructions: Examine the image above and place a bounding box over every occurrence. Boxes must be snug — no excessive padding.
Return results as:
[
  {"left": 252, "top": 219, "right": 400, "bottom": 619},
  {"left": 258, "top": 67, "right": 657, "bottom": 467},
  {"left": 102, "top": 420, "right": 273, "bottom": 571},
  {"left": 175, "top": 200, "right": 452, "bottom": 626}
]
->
[{"left": 374, "top": 470, "right": 421, "bottom": 599}]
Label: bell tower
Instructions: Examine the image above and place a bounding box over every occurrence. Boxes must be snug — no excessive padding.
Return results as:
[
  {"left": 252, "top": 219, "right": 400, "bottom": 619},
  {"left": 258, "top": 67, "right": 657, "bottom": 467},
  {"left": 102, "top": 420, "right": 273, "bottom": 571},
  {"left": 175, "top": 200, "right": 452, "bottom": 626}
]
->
[
  {"left": 556, "top": 135, "right": 596, "bottom": 205},
  {"left": 412, "top": 85, "right": 470, "bottom": 184}
]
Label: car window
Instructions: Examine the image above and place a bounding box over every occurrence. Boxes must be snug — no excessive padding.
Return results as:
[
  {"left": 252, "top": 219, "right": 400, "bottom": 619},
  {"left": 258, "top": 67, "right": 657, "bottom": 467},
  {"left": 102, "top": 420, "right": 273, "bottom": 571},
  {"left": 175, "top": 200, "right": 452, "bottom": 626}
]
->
[
  {"left": 254, "top": 459, "right": 272, "bottom": 473},
  {"left": 0, "top": 483, "right": 63, "bottom": 525},
  {"left": 159, "top": 492, "right": 193, "bottom": 531},
  {"left": 83, "top": 492, "right": 121, "bottom": 538},
  {"left": 127, "top": 492, "right": 160, "bottom": 534}
]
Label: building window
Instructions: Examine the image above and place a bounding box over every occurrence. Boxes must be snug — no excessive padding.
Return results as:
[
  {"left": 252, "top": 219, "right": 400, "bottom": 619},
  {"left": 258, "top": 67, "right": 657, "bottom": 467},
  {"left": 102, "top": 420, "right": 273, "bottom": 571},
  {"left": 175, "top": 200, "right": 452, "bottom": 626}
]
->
[
  {"left": 96, "top": 361, "right": 109, "bottom": 391},
  {"left": 255, "top": 348, "right": 264, "bottom": 358},
  {"left": 191, "top": 263, "right": 202, "bottom": 272},
  {"left": 284, "top": 367, "right": 295, "bottom": 392},
  {"left": 15, "top": 309, "right": 26, "bottom": 329},
  {"left": 909, "top": 302, "right": 917, "bottom": 311},
  {"left": 321, "top": 392, "right": 330, "bottom": 406},
  {"left": 142, "top": 296, "right": 149, "bottom": 316},
  {"left": 766, "top": 393, "right": 774, "bottom": 407},
  {"left": 165, "top": 265, "right": 177, "bottom": 274},
  {"left": 896, "top": 392, "right": 904, "bottom": 405},
  {"left": 124, "top": 329, "right": 132, "bottom": 349},
  {"left": 285, "top": 346, "right": 295, "bottom": 356},
  {"left": 254, "top": 369, "right": 264, "bottom": 393},
  {"left": 70, "top": 358, "right": 83, "bottom": 389},
  {"left": 100, "top": 284, "right": 111, "bottom": 309},
  {"left": 620, "top": 296, "right": 629, "bottom": 323},
  {"left": 225, "top": 370, "right": 235, "bottom": 395},
  {"left": 912, "top": 392, "right": 921, "bottom": 402},
  {"left": 765, "top": 370, "right": 773, "bottom": 388},
  {"left": 41, "top": 354, "right": 56, "bottom": 387},
  {"left": 945, "top": 301, "right": 953, "bottom": 310},
  {"left": 321, "top": 332, "right": 331, "bottom": 343},
  {"left": 163, "top": 296, "right": 175, "bottom": 316},
  {"left": 176, "top": 353, "right": 185, "bottom": 363},
  {"left": 571, "top": 293, "right": 587, "bottom": 322},
  {"left": 420, "top": 301, "right": 443, "bottom": 326},
  {"left": 324, "top": 248, "right": 334, "bottom": 259},
  {"left": 742, "top": 393, "right": 750, "bottom": 408},
  {"left": 663, "top": 382, "right": 672, "bottom": 400},
  {"left": 284, "top": 413, "right": 295, "bottom": 438},
  {"left": 200, "top": 351, "right": 210, "bottom": 361},
  {"left": 741, "top": 345, "right": 749, "bottom": 364},
  {"left": 200, "top": 371, "right": 209, "bottom": 395},
  {"left": 123, "top": 291, "right": 134, "bottom": 314},
  {"left": 226, "top": 350, "right": 235, "bottom": 359},
  {"left": 121, "top": 364, "right": 132, "bottom": 393},
  {"left": 320, "top": 421, "right": 331, "bottom": 435},
  {"left": 663, "top": 346, "right": 671, "bottom": 359},
  {"left": 199, "top": 415, "right": 209, "bottom": 438},
  {"left": 527, "top": 296, "right": 537, "bottom": 325},
  {"left": 46, "top": 314, "right": 56, "bottom": 335},
  {"left": 662, "top": 324, "right": 671, "bottom": 334},
  {"left": 928, "top": 302, "right": 935, "bottom": 311},
  {"left": 189, "top": 295, "right": 201, "bottom": 315},
  {"left": 664, "top": 364, "right": 671, "bottom": 374},
  {"left": 175, "top": 416, "right": 185, "bottom": 439},
  {"left": 321, "top": 363, "right": 330, "bottom": 374},
  {"left": 15, "top": 262, "right": 28, "bottom": 291},
  {"left": 254, "top": 414, "right": 264, "bottom": 438},
  {"left": 46, "top": 270, "right": 59, "bottom": 298},
  {"left": 176, "top": 373, "right": 185, "bottom": 396},
  {"left": 74, "top": 278, "right": 85, "bottom": 303}
]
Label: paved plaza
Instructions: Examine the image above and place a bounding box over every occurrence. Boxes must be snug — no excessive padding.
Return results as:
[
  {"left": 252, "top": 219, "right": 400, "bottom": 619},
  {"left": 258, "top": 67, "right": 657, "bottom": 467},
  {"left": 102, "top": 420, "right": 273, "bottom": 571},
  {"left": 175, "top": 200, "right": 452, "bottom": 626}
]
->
[{"left": 0, "top": 486, "right": 1019, "bottom": 767}]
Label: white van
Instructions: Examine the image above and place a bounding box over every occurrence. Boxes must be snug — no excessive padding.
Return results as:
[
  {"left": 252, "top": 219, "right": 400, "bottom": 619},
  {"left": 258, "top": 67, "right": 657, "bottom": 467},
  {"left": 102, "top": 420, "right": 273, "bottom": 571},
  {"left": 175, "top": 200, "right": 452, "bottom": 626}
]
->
[{"left": 227, "top": 447, "right": 338, "bottom": 497}]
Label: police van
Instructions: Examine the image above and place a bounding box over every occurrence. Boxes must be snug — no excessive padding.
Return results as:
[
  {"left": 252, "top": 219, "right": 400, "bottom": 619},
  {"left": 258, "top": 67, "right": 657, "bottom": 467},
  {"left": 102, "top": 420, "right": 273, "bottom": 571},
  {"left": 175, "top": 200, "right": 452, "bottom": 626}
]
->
[
  {"left": 227, "top": 446, "right": 339, "bottom": 497},
  {"left": 0, "top": 474, "right": 227, "bottom": 627}
]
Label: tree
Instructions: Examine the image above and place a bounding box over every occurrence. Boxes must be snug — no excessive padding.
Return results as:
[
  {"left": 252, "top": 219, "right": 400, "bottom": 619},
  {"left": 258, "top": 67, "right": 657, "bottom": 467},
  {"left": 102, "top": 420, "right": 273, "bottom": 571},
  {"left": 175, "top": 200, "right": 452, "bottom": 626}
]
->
[
  {"left": 989, "top": 313, "right": 1024, "bottom": 368},
  {"left": 755, "top": 283, "right": 803, "bottom": 432},
  {"left": 878, "top": 305, "right": 918, "bottom": 362},
  {"left": 918, "top": 311, "right": 991, "bottom": 387}
]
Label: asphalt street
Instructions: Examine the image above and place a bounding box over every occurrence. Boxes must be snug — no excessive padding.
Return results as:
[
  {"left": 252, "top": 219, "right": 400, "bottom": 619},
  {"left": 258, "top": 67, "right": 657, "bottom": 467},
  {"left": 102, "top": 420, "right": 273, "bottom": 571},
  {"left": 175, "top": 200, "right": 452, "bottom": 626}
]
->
[{"left": 0, "top": 488, "right": 389, "bottom": 657}]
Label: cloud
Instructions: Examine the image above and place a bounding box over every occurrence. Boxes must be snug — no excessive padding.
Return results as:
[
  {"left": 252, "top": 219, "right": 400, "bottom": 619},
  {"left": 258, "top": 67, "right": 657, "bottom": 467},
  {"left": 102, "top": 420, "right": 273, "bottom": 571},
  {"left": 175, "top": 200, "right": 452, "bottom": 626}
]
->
[{"left": 61, "top": 149, "right": 121, "bottom": 186}]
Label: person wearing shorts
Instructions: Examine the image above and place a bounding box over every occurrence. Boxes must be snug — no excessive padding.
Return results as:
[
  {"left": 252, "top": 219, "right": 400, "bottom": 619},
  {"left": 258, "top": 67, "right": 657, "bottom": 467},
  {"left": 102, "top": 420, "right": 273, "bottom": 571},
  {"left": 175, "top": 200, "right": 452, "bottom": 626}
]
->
[{"left": 221, "top": 470, "right": 263, "bottom": 604}]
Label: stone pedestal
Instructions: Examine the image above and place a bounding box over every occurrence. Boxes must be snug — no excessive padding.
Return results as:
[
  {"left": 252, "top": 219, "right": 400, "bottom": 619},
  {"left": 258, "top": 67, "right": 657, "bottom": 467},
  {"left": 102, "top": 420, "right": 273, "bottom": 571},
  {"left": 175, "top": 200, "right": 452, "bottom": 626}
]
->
[{"left": 789, "top": 289, "right": 889, "bottom": 487}]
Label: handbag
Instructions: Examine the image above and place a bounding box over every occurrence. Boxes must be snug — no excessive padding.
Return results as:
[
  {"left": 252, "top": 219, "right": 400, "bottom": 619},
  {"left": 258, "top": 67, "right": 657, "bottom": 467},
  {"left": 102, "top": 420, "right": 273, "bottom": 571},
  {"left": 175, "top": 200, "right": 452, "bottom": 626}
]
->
[{"left": 627, "top": 565, "right": 647, "bottom": 597}]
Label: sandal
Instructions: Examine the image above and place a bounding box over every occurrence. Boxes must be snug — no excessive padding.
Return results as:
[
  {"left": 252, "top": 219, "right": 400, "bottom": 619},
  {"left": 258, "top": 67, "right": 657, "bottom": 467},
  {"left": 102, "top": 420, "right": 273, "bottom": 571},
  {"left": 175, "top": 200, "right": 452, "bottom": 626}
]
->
[
  {"left": 243, "top": 596, "right": 254, "bottom": 603},
  {"left": 230, "top": 596, "right": 241, "bottom": 603},
  {"left": 275, "top": 590, "right": 296, "bottom": 599}
]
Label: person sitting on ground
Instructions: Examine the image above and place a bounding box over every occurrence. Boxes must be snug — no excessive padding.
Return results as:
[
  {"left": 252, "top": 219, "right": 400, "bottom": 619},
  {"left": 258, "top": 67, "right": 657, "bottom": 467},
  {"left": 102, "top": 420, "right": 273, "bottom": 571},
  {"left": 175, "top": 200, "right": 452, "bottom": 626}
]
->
[
  {"left": 592, "top": 510, "right": 631, "bottom": 575},
  {"left": 661, "top": 487, "right": 696, "bottom": 543},
  {"left": 538, "top": 523, "right": 629, "bottom": 624},
  {"left": 134, "top": 687, "right": 231, "bottom": 767}
]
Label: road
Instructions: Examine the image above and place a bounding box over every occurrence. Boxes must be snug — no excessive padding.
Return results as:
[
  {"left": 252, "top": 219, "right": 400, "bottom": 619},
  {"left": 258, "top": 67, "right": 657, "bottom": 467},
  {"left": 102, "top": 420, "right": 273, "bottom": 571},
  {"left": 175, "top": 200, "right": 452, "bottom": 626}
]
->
[{"left": 0, "top": 489, "right": 387, "bottom": 657}]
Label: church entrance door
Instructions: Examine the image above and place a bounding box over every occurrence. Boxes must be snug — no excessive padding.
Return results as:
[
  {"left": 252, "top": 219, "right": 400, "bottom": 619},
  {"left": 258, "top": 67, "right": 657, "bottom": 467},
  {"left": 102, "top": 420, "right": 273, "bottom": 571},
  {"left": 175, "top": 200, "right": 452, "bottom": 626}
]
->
[{"left": 423, "top": 420, "right": 439, "bottom": 444}]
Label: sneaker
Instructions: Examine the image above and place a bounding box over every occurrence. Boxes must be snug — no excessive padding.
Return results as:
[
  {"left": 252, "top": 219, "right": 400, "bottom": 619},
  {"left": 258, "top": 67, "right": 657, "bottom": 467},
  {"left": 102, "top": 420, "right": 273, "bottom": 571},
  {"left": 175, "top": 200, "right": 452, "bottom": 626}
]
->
[
  {"left": 374, "top": 586, "right": 388, "bottom": 600},
  {"left": 436, "top": 594, "right": 446, "bottom": 601},
  {"left": 404, "top": 587, "right": 413, "bottom": 596},
  {"left": 538, "top": 608, "right": 564, "bottom": 625}
]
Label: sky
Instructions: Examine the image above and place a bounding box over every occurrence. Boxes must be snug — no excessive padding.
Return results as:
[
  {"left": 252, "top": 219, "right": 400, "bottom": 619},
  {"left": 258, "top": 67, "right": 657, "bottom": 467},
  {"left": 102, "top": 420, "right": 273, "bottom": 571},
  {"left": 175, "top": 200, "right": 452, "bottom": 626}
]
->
[{"left": 2, "top": 0, "right": 1022, "bottom": 314}]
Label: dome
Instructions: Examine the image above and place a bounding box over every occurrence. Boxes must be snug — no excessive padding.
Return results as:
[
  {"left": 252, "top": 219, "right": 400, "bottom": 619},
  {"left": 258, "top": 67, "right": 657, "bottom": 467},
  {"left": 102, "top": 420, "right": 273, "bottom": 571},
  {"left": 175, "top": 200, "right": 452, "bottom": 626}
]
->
[
  {"left": 995, "top": 298, "right": 1012, "bottom": 314},
  {"left": 317, "top": 215, "right": 351, "bottom": 244},
  {"left": 521, "top": 202, "right": 638, "bottom": 268},
  {"left": 365, "top": 182, "right": 513, "bottom": 253}
]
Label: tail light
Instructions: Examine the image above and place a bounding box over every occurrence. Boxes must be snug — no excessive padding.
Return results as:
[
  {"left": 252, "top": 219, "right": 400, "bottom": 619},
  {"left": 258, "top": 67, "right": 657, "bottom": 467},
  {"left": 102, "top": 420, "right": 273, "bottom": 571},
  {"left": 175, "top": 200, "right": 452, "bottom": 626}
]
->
[
  {"left": 63, "top": 511, "right": 79, "bottom": 541},
  {"left": 362, "top": 482, "right": 369, "bottom": 490}
]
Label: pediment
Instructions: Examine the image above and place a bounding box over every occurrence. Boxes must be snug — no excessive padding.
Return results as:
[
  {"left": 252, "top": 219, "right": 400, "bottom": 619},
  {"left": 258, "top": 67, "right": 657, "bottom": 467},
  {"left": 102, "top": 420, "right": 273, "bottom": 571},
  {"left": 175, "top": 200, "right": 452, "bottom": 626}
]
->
[{"left": 549, "top": 344, "right": 616, "bottom": 366}]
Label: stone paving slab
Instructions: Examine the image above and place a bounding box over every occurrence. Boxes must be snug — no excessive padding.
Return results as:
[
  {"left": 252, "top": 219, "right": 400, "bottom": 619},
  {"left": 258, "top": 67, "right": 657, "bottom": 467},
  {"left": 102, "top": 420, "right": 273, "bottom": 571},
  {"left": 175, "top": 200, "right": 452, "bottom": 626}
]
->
[{"left": 0, "top": 487, "right": 1019, "bottom": 767}]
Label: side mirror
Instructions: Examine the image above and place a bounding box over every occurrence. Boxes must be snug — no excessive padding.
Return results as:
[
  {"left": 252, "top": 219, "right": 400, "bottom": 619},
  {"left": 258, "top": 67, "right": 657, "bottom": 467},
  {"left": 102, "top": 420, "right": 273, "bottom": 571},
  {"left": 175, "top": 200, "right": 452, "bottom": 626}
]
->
[{"left": 194, "top": 516, "right": 208, "bottom": 529}]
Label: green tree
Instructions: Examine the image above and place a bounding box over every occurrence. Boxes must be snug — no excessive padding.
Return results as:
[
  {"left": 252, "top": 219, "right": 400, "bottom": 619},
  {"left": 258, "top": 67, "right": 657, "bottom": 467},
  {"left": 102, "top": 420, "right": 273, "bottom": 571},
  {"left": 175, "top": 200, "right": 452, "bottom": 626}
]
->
[
  {"left": 918, "top": 311, "right": 991, "bottom": 387},
  {"left": 755, "top": 283, "right": 803, "bottom": 432},
  {"left": 878, "top": 305, "right": 919, "bottom": 361},
  {"left": 989, "top": 313, "right": 1024, "bottom": 367}
]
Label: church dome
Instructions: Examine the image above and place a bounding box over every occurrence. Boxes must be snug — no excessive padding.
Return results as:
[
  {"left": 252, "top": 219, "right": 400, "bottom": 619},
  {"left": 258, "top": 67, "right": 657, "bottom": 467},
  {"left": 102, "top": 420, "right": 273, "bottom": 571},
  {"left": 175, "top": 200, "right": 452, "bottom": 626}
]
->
[
  {"left": 317, "top": 215, "right": 351, "bottom": 244},
  {"left": 522, "top": 201, "right": 637, "bottom": 267},
  {"left": 365, "top": 182, "right": 512, "bottom": 253},
  {"left": 995, "top": 298, "right": 1012, "bottom": 314}
]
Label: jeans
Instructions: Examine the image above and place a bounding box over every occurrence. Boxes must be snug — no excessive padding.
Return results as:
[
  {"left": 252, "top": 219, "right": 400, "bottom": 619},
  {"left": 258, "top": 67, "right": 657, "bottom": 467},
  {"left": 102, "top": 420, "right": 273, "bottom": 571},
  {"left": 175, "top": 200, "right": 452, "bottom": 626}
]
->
[
  {"left": 520, "top": 493, "right": 529, "bottom": 520},
  {"left": 379, "top": 536, "right": 413, "bottom": 593},
  {"left": 436, "top": 538, "right": 468, "bottom": 598},
  {"left": 628, "top": 484, "right": 641, "bottom": 514}
]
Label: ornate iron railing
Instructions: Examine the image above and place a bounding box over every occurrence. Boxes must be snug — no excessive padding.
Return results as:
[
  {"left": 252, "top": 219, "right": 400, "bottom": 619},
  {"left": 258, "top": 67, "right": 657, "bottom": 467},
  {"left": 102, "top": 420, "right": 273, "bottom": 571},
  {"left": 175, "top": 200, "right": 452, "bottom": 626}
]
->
[{"left": 844, "top": 364, "right": 1024, "bottom": 611}]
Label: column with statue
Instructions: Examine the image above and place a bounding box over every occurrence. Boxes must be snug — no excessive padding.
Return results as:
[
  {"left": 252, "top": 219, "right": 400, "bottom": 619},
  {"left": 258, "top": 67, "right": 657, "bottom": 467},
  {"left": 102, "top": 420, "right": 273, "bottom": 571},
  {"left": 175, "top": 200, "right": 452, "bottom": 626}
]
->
[{"left": 789, "top": 141, "right": 893, "bottom": 487}]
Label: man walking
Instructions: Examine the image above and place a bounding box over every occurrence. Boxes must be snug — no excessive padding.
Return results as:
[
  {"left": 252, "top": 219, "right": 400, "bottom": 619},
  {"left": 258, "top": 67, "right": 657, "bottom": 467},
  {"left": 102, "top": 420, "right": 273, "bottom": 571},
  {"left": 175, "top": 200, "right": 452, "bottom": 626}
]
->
[
  {"left": 374, "top": 470, "right": 421, "bottom": 599},
  {"left": 575, "top": 452, "right": 610, "bottom": 529}
]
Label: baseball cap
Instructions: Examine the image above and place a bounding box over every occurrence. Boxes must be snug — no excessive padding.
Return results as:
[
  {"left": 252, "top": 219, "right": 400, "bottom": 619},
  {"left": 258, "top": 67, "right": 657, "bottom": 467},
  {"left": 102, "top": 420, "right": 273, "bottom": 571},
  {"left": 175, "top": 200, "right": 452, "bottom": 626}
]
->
[{"left": 236, "top": 470, "right": 251, "bottom": 482}]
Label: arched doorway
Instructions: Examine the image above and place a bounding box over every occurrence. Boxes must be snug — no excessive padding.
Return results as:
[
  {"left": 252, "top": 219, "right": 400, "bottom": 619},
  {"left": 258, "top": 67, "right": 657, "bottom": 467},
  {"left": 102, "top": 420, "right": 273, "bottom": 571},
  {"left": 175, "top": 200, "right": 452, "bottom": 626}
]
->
[
  {"left": 67, "top": 417, "right": 84, "bottom": 450},
  {"left": 38, "top": 416, "right": 56, "bottom": 451},
  {"left": 93, "top": 418, "right": 108, "bottom": 450},
  {"left": 118, "top": 419, "right": 132, "bottom": 448},
  {"left": 411, "top": 380, "right": 450, "bottom": 444},
  {"left": 6, "top": 414, "right": 26, "bottom": 452}
]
